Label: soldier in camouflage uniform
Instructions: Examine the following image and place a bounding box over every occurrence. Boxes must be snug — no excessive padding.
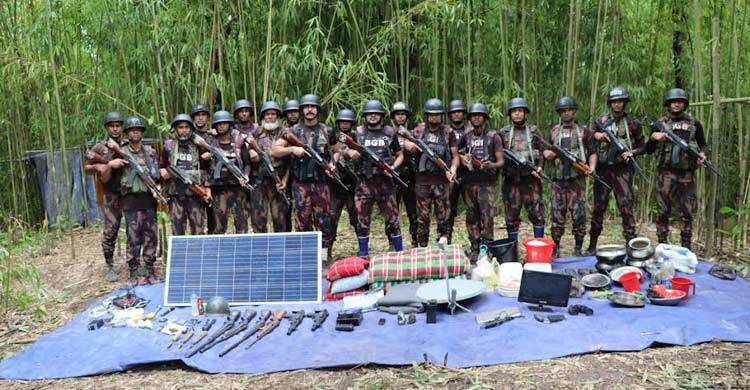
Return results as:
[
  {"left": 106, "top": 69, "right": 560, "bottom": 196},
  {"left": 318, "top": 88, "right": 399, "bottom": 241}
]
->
[
  {"left": 113, "top": 117, "right": 161, "bottom": 284},
  {"left": 271, "top": 94, "right": 340, "bottom": 257},
  {"left": 233, "top": 99, "right": 259, "bottom": 136},
  {"left": 405, "top": 98, "right": 460, "bottom": 246},
  {"left": 543, "top": 97, "right": 597, "bottom": 258},
  {"left": 329, "top": 109, "right": 358, "bottom": 254},
  {"left": 390, "top": 102, "right": 420, "bottom": 248},
  {"left": 283, "top": 99, "right": 301, "bottom": 127},
  {"left": 343, "top": 100, "right": 404, "bottom": 258},
  {"left": 458, "top": 103, "right": 504, "bottom": 261},
  {"left": 159, "top": 114, "right": 210, "bottom": 236},
  {"left": 191, "top": 103, "right": 214, "bottom": 233},
  {"left": 587, "top": 87, "right": 646, "bottom": 253},
  {"left": 500, "top": 98, "right": 546, "bottom": 242},
  {"left": 446, "top": 100, "right": 468, "bottom": 244},
  {"left": 647, "top": 88, "right": 708, "bottom": 250},
  {"left": 202, "top": 110, "right": 252, "bottom": 234},
  {"left": 84, "top": 111, "right": 125, "bottom": 282},
  {"left": 249, "top": 101, "right": 291, "bottom": 233}
]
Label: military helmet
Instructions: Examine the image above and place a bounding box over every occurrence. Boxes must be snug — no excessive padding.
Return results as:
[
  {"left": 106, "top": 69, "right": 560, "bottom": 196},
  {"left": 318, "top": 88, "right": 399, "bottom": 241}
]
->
[
  {"left": 299, "top": 94, "right": 321, "bottom": 108},
  {"left": 607, "top": 86, "right": 630, "bottom": 103},
  {"left": 507, "top": 97, "right": 530, "bottom": 115},
  {"left": 282, "top": 99, "right": 300, "bottom": 113},
  {"left": 362, "top": 100, "right": 386, "bottom": 116},
  {"left": 390, "top": 101, "right": 411, "bottom": 118},
  {"left": 205, "top": 296, "right": 230, "bottom": 315},
  {"left": 103, "top": 111, "right": 124, "bottom": 127},
  {"left": 190, "top": 103, "right": 210, "bottom": 117},
  {"left": 663, "top": 88, "right": 689, "bottom": 107},
  {"left": 170, "top": 113, "right": 194, "bottom": 129},
  {"left": 423, "top": 98, "right": 445, "bottom": 114},
  {"left": 123, "top": 117, "right": 147, "bottom": 132},
  {"left": 260, "top": 101, "right": 282, "bottom": 117},
  {"left": 212, "top": 110, "right": 234, "bottom": 126},
  {"left": 468, "top": 103, "right": 489, "bottom": 117},
  {"left": 447, "top": 99, "right": 467, "bottom": 113},
  {"left": 233, "top": 99, "right": 253, "bottom": 114},
  {"left": 334, "top": 109, "right": 354, "bottom": 123},
  {"left": 555, "top": 96, "right": 578, "bottom": 112}
]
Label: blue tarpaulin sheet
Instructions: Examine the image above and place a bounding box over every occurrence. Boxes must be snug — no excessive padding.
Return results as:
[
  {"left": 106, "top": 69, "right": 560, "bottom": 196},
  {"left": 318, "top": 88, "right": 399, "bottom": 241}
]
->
[{"left": 2, "top": 258, "right": 749, "bottom": 380}]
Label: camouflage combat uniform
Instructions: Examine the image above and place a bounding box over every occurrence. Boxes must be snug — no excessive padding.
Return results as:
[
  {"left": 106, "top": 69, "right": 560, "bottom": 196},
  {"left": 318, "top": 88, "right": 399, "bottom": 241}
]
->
[
  {"left": 161, "top": 139, "right": 208, "bottom": 235},
  {"left": 330, "top": 132, "right": 358, "bottom": 251},
  {"left": 249, "top": 126, "right": 291, "bottom": 233},
  {"left": 500, "top": 124, "right": 546, "bottom": 240},
  {"left": 207, "top": 130, "right": 251, "bottom": 234},
  {"left": 193, "top": 127, "right": 215, "bottom": 234},
  {"left": 648, "top": 113, "right": 707, "bottom": 249},
  {"left": 394, "top": 124, "right": 419, "bottom": 247},
  {"left": 447, "top": 122, "right": 469, "bottom": 244},
  {"left": 86, "top": 141, "right": 124, "bottom": 267}
]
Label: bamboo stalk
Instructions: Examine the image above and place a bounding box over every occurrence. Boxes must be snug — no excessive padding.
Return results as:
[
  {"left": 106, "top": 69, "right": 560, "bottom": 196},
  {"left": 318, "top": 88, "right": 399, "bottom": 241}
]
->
[{"left": 705, "top": 17, "right": 720, "bottom": 256}]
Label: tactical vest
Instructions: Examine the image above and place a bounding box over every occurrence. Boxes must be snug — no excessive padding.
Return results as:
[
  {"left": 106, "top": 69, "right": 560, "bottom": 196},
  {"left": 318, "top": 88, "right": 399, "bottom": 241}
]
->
[
  {"left": 290, "top": 123, "right": 332, "bottom": 182},
  {"left": 92, "top": 142, "right": 123, "bottom": 193},
  {"left": 464, "top": 128, "right": 499, "bottom": 182},
  {"left": 119, "top": 145, "right": 156, "bottom": 196},
  {"left": 208, "top": 131, "right": 245, "bottom": 187},
  {"left": 595, "top": 113, "right": 633, "bottom": 166},
  {"left": 655, "top": 115, "right": 699, "bottom": 171},
  {"left": 417, "top": 125, "right": 452, "bottom": 174},
  {"left": 501, "top": 125, "right": 540, "bottom": 177},
  {"left": 355, "top": 125, "right": 395, "bottom": 177},
  {"left": 255, "top": 128, "right": 287, "bottom": 180},
  {"left": 164, "top": 139, "right": 203, "bottom": 196},
  {"left": 550, "top": 124, "right": 586, "bottom": 180}
]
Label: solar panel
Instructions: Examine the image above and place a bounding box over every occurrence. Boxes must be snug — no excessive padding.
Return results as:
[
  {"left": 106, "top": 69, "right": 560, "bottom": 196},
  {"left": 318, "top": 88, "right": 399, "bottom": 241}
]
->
[{"left": 164, "top": 232, "right": 322, "bottom": 306}]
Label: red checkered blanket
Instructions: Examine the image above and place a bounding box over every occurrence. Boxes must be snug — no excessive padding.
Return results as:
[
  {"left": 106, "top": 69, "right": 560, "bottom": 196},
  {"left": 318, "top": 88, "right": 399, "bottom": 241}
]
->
[{"left": 368, "top": 244, "right": 470, "bottom": 283}]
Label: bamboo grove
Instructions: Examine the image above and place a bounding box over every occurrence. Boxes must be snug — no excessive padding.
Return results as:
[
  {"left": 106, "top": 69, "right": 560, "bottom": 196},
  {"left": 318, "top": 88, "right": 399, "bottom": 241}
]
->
[{"left": 0, "top": 0, "right": 749, "bottom": 256}]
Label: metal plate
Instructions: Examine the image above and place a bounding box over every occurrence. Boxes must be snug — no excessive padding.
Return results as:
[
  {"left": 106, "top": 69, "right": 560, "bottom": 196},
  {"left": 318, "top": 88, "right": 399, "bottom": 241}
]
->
[{"left": 416, "top": 279, "right": 486, "bottom": 304}]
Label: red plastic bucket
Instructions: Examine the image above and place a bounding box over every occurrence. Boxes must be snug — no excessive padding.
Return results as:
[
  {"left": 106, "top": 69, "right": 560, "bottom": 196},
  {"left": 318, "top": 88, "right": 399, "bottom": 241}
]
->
[
  {"left": 671, "top": 277, "right": 695, "bottom": 299},
  {"left": 620, "top": 272, "right": 641, "bottom": 292},
  {"left": 523, "top": 238, "right": 555, "bottom": 263}
]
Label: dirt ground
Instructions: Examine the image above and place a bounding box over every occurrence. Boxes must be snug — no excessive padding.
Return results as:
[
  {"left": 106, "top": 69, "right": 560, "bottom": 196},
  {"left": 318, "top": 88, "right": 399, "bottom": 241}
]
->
[{"left": 1, "top": 212, "right": 749, "bottom": 389}]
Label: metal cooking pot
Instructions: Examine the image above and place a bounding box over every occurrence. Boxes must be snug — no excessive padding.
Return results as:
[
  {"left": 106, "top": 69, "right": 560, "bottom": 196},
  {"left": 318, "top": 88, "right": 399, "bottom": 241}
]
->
[
  {"left": 596, "top": 244, "right": 627, "bottom": 265},
  {"left": 627, "top": 237, "right": 654, "bottom": 260}
]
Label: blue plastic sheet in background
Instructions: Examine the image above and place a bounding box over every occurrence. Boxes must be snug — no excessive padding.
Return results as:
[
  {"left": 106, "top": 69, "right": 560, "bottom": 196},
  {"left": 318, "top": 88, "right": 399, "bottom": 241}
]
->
[{"left": 1, "top": 258, "right": 750, "bottom": 380}]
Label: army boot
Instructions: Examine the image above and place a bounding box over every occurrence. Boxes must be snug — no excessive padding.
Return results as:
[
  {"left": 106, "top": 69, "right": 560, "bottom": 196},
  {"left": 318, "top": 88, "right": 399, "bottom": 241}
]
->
[
  {"left": 552, "top": 240, "right": 560, "bottom": 259},
  {"left": 573, "top": 239, "right": 584, "bottom": 257},
  {"left": 105, "top": 257, "right": 118, "bottom": 283},
  {"left": 585, "top": 235, "right": 598, "bottom": 256}
]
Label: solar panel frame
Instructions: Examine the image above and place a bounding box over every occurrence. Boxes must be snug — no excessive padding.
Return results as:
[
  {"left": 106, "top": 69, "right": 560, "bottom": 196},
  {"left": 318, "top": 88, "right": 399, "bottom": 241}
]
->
[{"left": 164, "top": 232, "right": 322, "bottom": 306}]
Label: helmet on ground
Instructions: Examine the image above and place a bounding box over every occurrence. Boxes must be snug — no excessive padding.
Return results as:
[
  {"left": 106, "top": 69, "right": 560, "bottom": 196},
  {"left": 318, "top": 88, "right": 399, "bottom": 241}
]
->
[{"left": 205, "top": 296, "right": 230, "bottom": 315}]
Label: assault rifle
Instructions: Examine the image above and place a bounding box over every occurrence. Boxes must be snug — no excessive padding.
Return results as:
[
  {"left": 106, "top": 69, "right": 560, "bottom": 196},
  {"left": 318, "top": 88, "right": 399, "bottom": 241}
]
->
[
  {"left": 191, "top": 134, "right": 255, "bottom": 191},
  {"left": 536, "top": 137, "right": 612, "bottom": 191},
  {"left": 166, "top": 164, "right": 212, "bottom": 204},
  {"left": 282, "top": 132, "right": 349, "bottom": 191},
  {"left": 218, "top": 310, "right": 271, "bottom": 357},
  {"left": 245, "top": 310, "right": 286, "bottom": 350},
  {"left": 186, "top": 311, "right": 240, "bottom": 358},
  {"left": 502, "top": 149, "right": 559, "bottom": 190},
  {"left": 396, "top": 129, "right": 458, "bottom": 183},
  {"left": 245, "top": 138, "right": 291, "bottom": 206},
  {"left": 339, "top": 133, "right": 408, "bottom": 188},
  {"left": 198, "top": 309, "right": 256, "bottom": 353},
  {"left": 106, "top": 139, "right": 168, "bottom": 204},
  {"left": 593, "top": 119, "right": 651, "bottom": 182},
  {"left": 652, "top": 121, "right": 720, "bottom": 176}
]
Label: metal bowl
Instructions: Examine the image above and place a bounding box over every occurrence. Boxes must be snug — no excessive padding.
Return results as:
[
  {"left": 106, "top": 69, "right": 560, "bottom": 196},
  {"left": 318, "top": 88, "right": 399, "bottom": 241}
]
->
[
  {"left": 627, "top": 237, "right": 655, "bottom": 260},
  {"left": 581, "top": 273, "right": 611, "bottom": 289},
  {"left": 648, "top": 289, "right": 687, "bottom": 306},
  {"left": 609, "top": 291, "right": 645, "bottom": 308},
  {"left": 596, "top": 244, "right": 627, "bottom": 265}
]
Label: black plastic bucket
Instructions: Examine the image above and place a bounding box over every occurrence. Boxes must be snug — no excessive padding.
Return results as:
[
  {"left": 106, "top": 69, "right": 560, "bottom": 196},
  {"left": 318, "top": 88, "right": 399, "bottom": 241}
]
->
[{"left": 487, "top": 237, "right": 517, "bottom": 263}]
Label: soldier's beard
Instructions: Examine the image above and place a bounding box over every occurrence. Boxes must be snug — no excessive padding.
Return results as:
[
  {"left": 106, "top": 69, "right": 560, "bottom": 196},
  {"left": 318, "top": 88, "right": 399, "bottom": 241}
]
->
[{"left": 262, "top": 121, "right": 279, "bottom": 132}]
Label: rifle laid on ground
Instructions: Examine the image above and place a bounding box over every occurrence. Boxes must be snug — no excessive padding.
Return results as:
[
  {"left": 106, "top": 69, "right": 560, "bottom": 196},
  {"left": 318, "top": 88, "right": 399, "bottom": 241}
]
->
[
  {"left": 652, "top": 121, "right": 720, "bottom": 176},
  {"left": 339, "top": 133, "right": 408, "bottom": 188},
  {"left": 245, "top": 138, "right": 291, "bottom": 206},
  {"left": 219, "top": 310, "right": 271, "bottom": 357},
  {"left": 106, "top": 139, "right": 168, "bottom": 204},
  {"left": 198, "top": 309, "right": 256, "bottom": 353},
  {"left": 186, "top": 311, "right": 240, "bottom": 358},
  {"left": 282, "top": 132, "right": 349, "bottom": 191},
  {"left": 166, "top": 164, "right": 212, "bottom": 204},
  {"left": 536, "top": 136, "right": 612, "bottom": 191},
  {"left": 396, "top": 129, "right": 458, "bottom": 184},
  {"left": 593, "top": 119, "right": 651, "bottom": 182},
  {"left": 501, "top": 149, "right": 560, "bottom": 190},
  {"left": 191, "top": 134, "right": 255, "bottom": 191},
  {"left": 245, "top": 310, "right": 286, "bottom": 350},
  {"left": 190, "top": 318, "right": 216, "bottom": 347}
]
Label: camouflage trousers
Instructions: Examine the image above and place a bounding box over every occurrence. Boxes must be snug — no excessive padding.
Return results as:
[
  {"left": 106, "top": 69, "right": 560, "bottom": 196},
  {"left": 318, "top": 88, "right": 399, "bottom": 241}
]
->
[
  {"left": 551, "top": 177, "right": 587, "bottom": 242},
  {"left": 590, "top": 165, "right": 636, "bottom": 241},
  {"left": 415, "top": 182, "right": 451, "bottom": 246},
  {"left": 292, "top": 181, "right": 333, "bottom": 248},
  {"left": 502, "top": 176, "right": 545, "bottom": 233},
  {"left": 250, "top": 180, "right": 290, "bottom": 233},
  {"left": 396, "top": 178, "right": 419, "bottom": 246},
  {"left": 330, "top": 187, "right": 357, "bottom": 249},
  {"left": 447, "top": 180, "right": 466, "bottom": 243},
  {"left": 464, "top": 181, "right": 496, "bottom": 252},
  {"left": 656, "top": 169, "right": 697, "bottom": 247},
  {"left": 355, "top": 176, "right": 401, "bottom": 238},
  {"left": 169, "top": 195, "right": 206, "bottom": 236},
  {"left": 124, "top": 208, "right": 157, "bottom": 272},
  {"left": 101, "top": 192, "right": 122, "bottom": 265},
  {"left": 211, "top": 187, "right": 249, "bottom": 234}
]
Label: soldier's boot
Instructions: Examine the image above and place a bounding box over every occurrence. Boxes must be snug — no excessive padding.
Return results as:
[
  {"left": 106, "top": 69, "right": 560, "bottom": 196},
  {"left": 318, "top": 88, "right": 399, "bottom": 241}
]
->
[
  {"left": 326, "top": 247, "right": 333, "bottom": 263},
  {"left": 585, "top": 235, "right": 598, "bottom": 256},
  {"left": 680, "top": 234, "right": 692, "bottom": 251},
  {"left": 128, "top": 268, "right": 139, "bottom": 286},
  {"left": 552, "top": 240, "right": 560, "bottom": 259},
  {"left": 357, "top": 237, "right": 370, "bottom": 259},
  {"left": 657, "top": 234, "right": 668, "bottom": 244},
  {"left": 387, "top": 236, "right": 395, "bottom": 252},
  {"left": 145, "top": 264, "right": 161, "bottom": 285},
  {"left": 105, "top": 257, "right": 118, "bottom": 283},
  {"left": 533, "top": 226, "right": 545, "bottom": 238},
  {"left": 573, "top": 239, "right": 584, "bottom": 257},
  {"left": 389, "top": 235, "right": 404, "bottom": 252},
  {"left": 411, "top": 233, "right": 419, "bottom": 249}
]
